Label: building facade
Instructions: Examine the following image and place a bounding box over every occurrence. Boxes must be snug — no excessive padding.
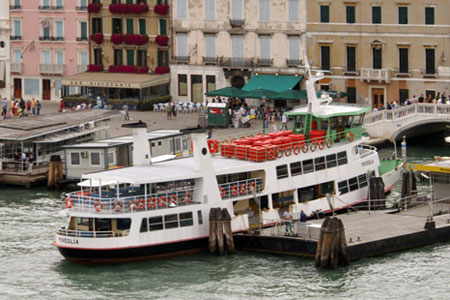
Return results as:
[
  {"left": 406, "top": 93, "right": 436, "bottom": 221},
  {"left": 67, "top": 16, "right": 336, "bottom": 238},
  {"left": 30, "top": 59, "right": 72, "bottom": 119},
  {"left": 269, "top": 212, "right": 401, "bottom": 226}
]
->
[
  {"left": 0, "top": 0, "right": 11, "bottom": 99},
  {"left": 306, "top": 0, "right": 450, "bottom": 107},
  {"left": 171, "top": 0, "right": 307, "bottom": 103},
  {"left": 9, "top": 0, "right": 90, "bottom": 101}
]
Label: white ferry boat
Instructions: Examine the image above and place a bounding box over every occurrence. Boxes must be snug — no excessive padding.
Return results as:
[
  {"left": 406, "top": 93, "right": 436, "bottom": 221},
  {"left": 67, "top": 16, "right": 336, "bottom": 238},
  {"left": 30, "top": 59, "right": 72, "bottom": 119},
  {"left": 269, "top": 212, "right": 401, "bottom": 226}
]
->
[{"left": 54, "top": 68, "right": 403, "bottom": 263}]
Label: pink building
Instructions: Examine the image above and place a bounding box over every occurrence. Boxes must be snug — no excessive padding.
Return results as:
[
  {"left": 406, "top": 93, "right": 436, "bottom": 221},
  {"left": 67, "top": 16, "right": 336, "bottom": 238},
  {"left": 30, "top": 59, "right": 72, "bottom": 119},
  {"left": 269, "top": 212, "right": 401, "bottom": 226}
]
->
[{"left": 10, "top": 0, "right": 89, "bottom": 101}]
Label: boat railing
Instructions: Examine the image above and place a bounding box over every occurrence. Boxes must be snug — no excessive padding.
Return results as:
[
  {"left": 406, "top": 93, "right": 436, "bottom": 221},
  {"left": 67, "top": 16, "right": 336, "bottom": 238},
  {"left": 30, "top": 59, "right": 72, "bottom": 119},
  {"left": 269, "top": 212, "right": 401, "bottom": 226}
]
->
[
  {"left": 260, "top": 220, "right": 321, "bottom": 240},
  {"left": 65, "top": 187, "right": 198, "bottom": 214},
  {"left": 365, "top": 103, "right": 450, "bottom": 124},
  {"left": 218, "top": 177, "right": 263, "bottom": 200},
  {"left": 57, "top": 227, "right": 118, "bottom": 238},
  {"left": 358, "top": 144, "right": 378, "bottom": 159}
]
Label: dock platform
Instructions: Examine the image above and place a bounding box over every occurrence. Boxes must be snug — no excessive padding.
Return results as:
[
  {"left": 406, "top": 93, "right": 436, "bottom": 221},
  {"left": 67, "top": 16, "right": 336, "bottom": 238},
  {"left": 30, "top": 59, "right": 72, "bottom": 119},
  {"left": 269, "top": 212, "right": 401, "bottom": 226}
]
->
[{"left": 234, "top": 206, "right": 450, "bottom": 261}]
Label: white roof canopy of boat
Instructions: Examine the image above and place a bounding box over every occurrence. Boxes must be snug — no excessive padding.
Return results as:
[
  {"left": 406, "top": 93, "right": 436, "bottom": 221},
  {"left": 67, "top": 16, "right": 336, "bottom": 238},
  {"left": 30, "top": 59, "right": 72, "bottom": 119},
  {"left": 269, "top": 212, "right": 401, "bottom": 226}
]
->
[
  {"left": 77, "top": 179, "right": 122, "bottom": 187},
  {"left": 287, "top": 104, "right": 370, "bottom": 118}
]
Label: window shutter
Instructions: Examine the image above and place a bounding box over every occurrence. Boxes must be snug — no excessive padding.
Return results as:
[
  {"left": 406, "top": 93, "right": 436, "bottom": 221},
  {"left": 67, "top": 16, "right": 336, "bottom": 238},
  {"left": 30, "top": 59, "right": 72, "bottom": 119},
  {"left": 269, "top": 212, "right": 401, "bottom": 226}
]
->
[
  {"left": 347, "top": 47, "right": 355, "bottom": 71},
  {"left": 127, "top": 49, "right": 134, "bottom": 66},
  {"left": 159, "top": 19, "right": 167, "bottom": 35},
  {"left": 81, "top": 22, "right": 87, "bottom": 38},
  {"left": 14, "top": 20, "right": 21, "bottom": 36},
  {"left": 80, "top": 51, "right": 88, "bottom": 65},
  {"left": 205, "top": 35, "right": 216, "bottom": 58},
  {"left": 373, "top": 48, "right": 382, "bottom": 69},
  {"left": 56, "top": 51, "right": 64, "bottom": 64},
  {"left": 426, "top": 49, "right": 435, "bottom": 74},
  {"left": 288, "top": 0, "right": 299, "bottom": 22},
  {"left": 232, "top": 0, "right": 243, "bottom": 20},
  {"left": 176, "top": 34, "right": 187, "bottom": 57},
  {"left": 56, "top": 21, "right": 63, "bottom": 38},
  {"left": 372, "top": 6, "right": 381, "bottom": 24},
  {"left": 259, "top": 36, "right": 271, "bottom": 60},
  {"left": 399, "top": 7, "right": 408, "bottom": 24},
  {"left": 289, "top": 36, "right": 300, "bottom": 60},
  {"left": 320, "top": 6, "right": 329, "bottom": 23},
  {"left": 399, "top": 48, "right": 408, "bottom": 73},
  {"left": 425, "top": 7, "right": 434, "bottom": 25},
  {"left": 139, "top": 19, "right": 146, "bottom": 35},
  {"left": 346, "top": 6, "right": 355, "bottom": 23},
  {"left": 231, "top": 35, "right": 244, "bottom": 59},
  {"left": 126, "top": 19, "right": 134, "bottom": 34},
  {"left": 205, "top": 0, "right": 216, "bottom": 20},
  {"left": 177, "top": 0, "right": 187, "bottom": 19},
  {"left": 42, "top": 51, "right": 51, "bottom": 64},
  {"left": 321, "top": 46, "right": 330, "bottom": 70},
  {"left": 259, "top": 0, "right": 270, "bottom": 21}
]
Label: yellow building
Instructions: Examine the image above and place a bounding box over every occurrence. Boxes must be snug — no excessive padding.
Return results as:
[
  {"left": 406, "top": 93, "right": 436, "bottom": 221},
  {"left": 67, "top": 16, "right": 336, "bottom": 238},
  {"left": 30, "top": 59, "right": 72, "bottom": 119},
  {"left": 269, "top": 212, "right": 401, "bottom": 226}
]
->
[{"left": 306, "top": 0, "right": 450, "bottom": 107}]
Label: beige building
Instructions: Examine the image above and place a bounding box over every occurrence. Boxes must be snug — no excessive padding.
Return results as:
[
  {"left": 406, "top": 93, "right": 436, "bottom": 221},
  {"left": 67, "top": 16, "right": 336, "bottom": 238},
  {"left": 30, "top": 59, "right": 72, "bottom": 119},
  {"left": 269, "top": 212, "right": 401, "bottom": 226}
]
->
[
  {"left": 171, "top": 0, "right": 307, "bottom": 102},
  {"left": 306, "top": 0, "right": 450, "bottom": 107}
]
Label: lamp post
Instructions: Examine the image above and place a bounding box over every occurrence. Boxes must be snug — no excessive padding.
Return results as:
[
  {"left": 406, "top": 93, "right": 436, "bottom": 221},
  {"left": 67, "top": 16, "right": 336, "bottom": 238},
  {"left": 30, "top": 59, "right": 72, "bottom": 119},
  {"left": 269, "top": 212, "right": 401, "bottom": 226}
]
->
[{"left": 261, "top": 96, "right": 267, "bottom": 134}]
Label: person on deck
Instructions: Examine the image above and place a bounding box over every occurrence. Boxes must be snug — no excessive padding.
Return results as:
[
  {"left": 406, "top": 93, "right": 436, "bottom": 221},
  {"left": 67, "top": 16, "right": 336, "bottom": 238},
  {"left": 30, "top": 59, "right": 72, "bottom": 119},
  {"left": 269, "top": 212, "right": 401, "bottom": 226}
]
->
[
  {"left": 282, "top": 208, "right": 293, "bottom": 234},
  {"left": 300, "top": 210, "right": 307, "bottom": 223}
]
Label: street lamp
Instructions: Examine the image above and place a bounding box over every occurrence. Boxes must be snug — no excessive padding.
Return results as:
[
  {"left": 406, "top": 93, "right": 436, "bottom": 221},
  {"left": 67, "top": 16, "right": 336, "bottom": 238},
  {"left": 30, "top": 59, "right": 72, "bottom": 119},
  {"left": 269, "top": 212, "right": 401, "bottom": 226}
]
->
[{"left": 261, "top": 96, "right": 267, "bottom": 134}]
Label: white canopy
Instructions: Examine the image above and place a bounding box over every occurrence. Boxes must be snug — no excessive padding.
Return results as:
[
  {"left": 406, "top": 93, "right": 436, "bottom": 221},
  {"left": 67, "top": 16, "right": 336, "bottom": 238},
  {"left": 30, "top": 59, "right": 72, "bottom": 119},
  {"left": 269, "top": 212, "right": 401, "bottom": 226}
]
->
[{"left": 77, "top": 179, "right": 121, "bottom": 187}]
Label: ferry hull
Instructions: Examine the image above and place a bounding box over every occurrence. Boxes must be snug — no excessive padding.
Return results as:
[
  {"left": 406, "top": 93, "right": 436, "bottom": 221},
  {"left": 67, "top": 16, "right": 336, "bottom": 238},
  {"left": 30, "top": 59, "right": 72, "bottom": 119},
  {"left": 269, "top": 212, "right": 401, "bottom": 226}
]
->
[{"left": 54, "top": 237, "right": 209, "bottom": 264}]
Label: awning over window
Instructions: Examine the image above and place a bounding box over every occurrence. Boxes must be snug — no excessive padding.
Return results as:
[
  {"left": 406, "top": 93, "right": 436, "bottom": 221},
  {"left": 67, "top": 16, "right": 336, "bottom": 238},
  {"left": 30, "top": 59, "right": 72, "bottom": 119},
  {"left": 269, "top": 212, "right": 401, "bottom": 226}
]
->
[
  {"left": 0, "top": 61, "right": 5, "bottom": 83},
  {"left": 242, "top": 74, "right": 303, "bottom": 93},
  {"left": 61, "top": 72, "right": 170, "bottom": 89}
]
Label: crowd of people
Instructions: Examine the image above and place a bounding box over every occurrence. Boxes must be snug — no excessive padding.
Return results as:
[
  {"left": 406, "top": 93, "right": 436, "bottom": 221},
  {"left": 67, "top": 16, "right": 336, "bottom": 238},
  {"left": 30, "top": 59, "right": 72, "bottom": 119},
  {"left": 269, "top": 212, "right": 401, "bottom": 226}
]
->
[
  {"left": 1, "top": 97, "right": 41, "bottom": 119},
  {"left": 374, "top": 91, "right": 449, "bottom": 111}
]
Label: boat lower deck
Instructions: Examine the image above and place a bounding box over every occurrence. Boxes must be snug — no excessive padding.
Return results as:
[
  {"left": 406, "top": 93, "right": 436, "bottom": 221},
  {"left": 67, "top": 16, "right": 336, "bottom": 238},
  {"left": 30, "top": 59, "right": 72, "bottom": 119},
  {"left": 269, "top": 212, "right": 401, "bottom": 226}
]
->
[{"left": 234, "top": 206, "right": 450, "bottom": 261}]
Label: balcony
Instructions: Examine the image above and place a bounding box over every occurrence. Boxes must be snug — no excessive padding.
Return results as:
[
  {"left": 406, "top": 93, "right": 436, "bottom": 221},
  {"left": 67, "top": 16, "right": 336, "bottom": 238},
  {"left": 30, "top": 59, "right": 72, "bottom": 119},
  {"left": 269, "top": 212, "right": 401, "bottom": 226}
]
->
[
  {"left": 76, "top": 37, "right": 89, "bottom": 42},
  {"left": 343, "top": 67, "right": 358, "bottom": 76},
  {"left": 10, "top": 36, "right": 22, "bottom": 41},
  {"left": 39, "top": 36, "right": 52, "bottom": 41},
  {"left": 77, "top": 65, "right": 88, "bottom": 73},
  {"left": 52, "top": 36, "right": 64, "bottom": 41},
  {"left": 256, "top": 58, "right": 272, "bottom": 67},
  {"left": 230, "top": 19, "right": 244, "bottom": 27},
  {"left": 286, "top": 59, "right": 302, "bottom": 67},
  {"left": 360, "top": 68, "right": 390, "bottom": 83},
  {"left": 76, "top": 6, "right": 88, "bottom": 11},
  {"left": 39, "top": 5, "right": 51, "bottom": 10},
  {"left": 11, "top": 63, "right": 22, "bottom": 74},
  {"left": 39, "top": 64, "right": 64, "bottom": 75},
  {"left": 52, "top": 6, "right": 64, "bottom": 10},
  {"left": 174, "top": 56, "right": 189, "bottom": 64},
  {"left": 203, "top": 56, "right": 218, "bottom": 65},
  {"left": 422, "top": 69, "right": 437, "bottom": 78},
  {"left": 10, "top": 5, "right": 21, "bottom": 10},
  {"left": 219, "top": 57, "right": 254, "bottom": 68}
]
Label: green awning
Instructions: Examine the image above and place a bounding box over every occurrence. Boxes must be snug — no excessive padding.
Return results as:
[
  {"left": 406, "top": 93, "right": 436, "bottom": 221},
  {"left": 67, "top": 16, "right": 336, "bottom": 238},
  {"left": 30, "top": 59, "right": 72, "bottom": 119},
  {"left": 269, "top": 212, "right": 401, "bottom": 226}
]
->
[
  {"left": 205, "top": 86, "right": 247, "bottom": 98},
  {"left": 242, "top": 74, "right": 303, "bottom": 92}
]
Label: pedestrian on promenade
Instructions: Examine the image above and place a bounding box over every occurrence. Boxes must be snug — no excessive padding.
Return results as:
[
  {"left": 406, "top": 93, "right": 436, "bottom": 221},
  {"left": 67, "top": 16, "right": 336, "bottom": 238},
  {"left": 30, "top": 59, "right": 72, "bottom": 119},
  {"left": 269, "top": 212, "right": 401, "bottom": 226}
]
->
[
  {"left": 172, "top": 103, "right": 177, "bottom": 119},
  {"left": 166, "top": 102, "right": 172, "bottom": 120},
  {"left": 281, "top": 114, "right": 288, "bottom": 130},
  {"left": 123, "top": 104, "right": 130, "bottom": 120},
  {"left": 31, "top": 98, "right": 37, "bottom": 115},
  {"left": 36, "top": 100, "right": 41, "bottom": 115}
]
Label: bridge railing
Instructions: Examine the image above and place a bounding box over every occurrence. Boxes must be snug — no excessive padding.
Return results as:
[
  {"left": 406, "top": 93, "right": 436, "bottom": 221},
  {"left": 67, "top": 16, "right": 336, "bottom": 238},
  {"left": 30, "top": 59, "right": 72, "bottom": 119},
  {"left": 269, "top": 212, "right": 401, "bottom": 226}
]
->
[{"left": 365, "top": 104, "right": 450, "bottom": 124}]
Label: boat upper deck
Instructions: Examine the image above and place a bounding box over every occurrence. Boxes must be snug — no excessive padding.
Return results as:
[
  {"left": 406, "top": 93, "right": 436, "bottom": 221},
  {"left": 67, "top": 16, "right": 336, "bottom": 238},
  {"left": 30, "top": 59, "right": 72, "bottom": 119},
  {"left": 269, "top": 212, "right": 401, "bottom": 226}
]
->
[
  {"left": 286, "top": 103, "right": 370, "bottom": 118},
  {"left": 0, "top": 110, "right": 120, "bottom": 141}
]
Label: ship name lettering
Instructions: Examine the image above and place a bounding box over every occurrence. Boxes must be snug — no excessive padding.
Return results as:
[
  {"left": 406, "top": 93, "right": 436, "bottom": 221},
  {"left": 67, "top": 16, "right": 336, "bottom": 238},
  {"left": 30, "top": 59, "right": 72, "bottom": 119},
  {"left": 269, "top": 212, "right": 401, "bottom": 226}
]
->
[
  {"left": 361, "top": 159, "right": 374, "bottom": 167},
  {"left": 59, "top": 237, "right": 79, "bottom": 245}
]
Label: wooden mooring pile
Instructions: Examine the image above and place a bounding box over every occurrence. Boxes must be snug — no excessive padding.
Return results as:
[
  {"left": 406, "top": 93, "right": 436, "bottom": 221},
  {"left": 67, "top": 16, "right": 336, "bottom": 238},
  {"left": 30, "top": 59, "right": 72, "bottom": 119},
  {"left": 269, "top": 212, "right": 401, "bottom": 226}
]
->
[
  {"left": 315, "top": 217, "right": 350, "bottom": 269},
  {"left": 209, "top": 207, "right": 235, "bottom": 255},
  {"left": 47, "top": 155, "right": 64, "bottom": 189}
]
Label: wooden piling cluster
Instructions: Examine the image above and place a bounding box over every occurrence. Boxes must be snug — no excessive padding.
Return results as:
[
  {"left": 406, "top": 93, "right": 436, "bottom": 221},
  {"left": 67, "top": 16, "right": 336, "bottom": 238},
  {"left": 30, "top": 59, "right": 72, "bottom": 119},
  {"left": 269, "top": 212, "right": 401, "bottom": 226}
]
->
[
  {"left": 47, "top": 155, "right": 64, "bottom": 189},
  {"left": 368, "top": 177, "right": 386, "bottom": 210},
  {"left": 315, "top": 217, "right": 349, "bottom": 269},
  {"left": 209, "top": 207, "right": 235, "bottom": 255},
  {"left": 400, "top": 170, "right": 417, "bottom": 209}
]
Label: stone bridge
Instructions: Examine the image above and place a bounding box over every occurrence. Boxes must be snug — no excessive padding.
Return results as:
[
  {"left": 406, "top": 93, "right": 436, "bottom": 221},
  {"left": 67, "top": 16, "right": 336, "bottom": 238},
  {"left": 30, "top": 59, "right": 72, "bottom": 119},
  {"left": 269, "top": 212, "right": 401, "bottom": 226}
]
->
[{"left": 364, "top": 104, "right": 450, "bottom": 141}]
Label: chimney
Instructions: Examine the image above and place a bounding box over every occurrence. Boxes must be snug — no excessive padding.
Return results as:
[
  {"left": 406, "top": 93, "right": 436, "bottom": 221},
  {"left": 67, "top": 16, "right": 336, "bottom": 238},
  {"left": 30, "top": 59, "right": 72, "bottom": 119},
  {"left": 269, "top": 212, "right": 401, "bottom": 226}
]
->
[{"left": 122, "top": 120, "right": 151, "bottom": 166}]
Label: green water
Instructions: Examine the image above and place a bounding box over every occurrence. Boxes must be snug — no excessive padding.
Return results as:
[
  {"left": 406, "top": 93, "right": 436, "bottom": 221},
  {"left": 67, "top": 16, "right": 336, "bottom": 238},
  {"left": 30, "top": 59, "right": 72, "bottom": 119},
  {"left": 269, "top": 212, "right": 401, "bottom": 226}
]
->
[{"left": 0, "top": 143, "right": 449, "bottom": 299}]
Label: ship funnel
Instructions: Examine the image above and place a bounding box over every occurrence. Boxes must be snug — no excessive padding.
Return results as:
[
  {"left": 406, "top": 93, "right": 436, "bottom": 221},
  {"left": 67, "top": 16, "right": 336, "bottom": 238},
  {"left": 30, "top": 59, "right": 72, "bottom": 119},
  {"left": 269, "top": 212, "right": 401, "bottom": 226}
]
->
[
  {"left": 181, "top": 126, "right": 212, "bottom": 172},
  {"left": 122, "top": 120, "right": 151, "bottom": 166}
]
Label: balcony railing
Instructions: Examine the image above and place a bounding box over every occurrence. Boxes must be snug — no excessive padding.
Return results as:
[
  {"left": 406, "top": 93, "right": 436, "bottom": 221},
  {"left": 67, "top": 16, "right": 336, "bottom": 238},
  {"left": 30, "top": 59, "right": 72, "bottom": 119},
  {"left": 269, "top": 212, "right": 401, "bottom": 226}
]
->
[
  {"left": 286, "top": 59, "right": 302, "bottom": 67},
  {"left": 39, "top": 64, "right": 64, "bottom": 75},
  {"left": 52, "top": 5, "right": 64, "bottom": 10},
  {"left": 39, "top": 5, "right": 51, "bottom": 10},
  {"left": 219, "top": 57, "right": 254, "bottom": 68},
  {"left": 174, "top": 56, "right": 189, "bottom": 64},
  {"left": 11, "top": 63, "right": 22, "bottom": 74},
  {"left": 256, "top": 58, "right": 272, "bottom": 67},
  {"left": 10, "top": 5, "right": 21, "bottom": 9},
  {"left": 39, "top": 36, "right": 52, "bottom": 41},
  {"left": 76, "top": 37, "right": 89, "bottom": 42},
  {"left": 230, "top": 19, "right": 244, "bottom": 27},
  {"left": 360, "top": 68, "right": 390, "bottom": 83},
  {"left": 203, "top": 56, "right": 218, "bottom": 65},
  {"left": 52, "top": 36, "right": 64, "bottom": 41},
  {"left": 77, "top": 64, "right": 88, "bottom": 73},
  {"left": 423, "top": 69, "right": 437, "bottom": 78},
  {"left": 76, "top": 6, "right": 88, "bottom": 11},
  {"left": 10, "top": 36, "right": 22, "bottom": 40}
]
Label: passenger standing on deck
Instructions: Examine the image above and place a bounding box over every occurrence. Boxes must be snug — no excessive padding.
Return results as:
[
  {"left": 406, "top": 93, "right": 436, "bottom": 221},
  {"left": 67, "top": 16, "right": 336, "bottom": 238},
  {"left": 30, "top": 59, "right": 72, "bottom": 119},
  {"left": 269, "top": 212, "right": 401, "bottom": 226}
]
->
[
  {"left": 281, "top": 113, "right": 288, "bottom": 130},
  {"left": 282, "top": 207, "right": 293, "bottom": 234},
  {"left": 300, "top": 210, "right": 307, "bottom": 223}
]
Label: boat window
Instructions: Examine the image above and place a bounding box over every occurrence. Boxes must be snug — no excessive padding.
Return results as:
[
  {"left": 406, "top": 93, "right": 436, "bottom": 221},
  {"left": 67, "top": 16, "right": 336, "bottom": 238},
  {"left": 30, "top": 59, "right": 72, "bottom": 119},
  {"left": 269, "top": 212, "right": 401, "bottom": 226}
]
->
[
  {"left": 96, "top": 219, "right": 111, "bottom": 231},
  {"left": 294, "top": 115, "right": 305, "bottom": 131},
  {"left": 320, "top": 181, "right": 334, "bottom": 194},
  {"left": 175, "top": 138, "right": 181, "bottom": 151},
  {"left": 116, "top": 218, "right": 132, "bottom": 230},
  {"left": 164, "top": 214, "right": 179, "bottom": 229},
  {"left": 76, "top": 217, "right": 91, "bottom": 228},
  {"left": 158, "top": 141, "right": 162, "bottom": 146},
  {"left": 432, "top": 173, "right": 450, "bottom": 184},
  {"left": 149, "top": 216, "right": 163, "bottom": 231},
  {"left": 338, "top": 180, "right": 349, "bottom": 195},
  {"left": 303, "top": 159, "right": 314, "bottom": 173},
  {"left": 107, "top": 152, "right": 115, "bottom": 165},
  {"left": 151, "top": 142, "right": 156, "bottom": 147},
  {"left": 71, "top": 152, "right": 80, "bottom": 165},
  {"left": 353, "top": 114, "right": 364, "bottom": 127},
  {"left": 183, "top": 138, "right": 189, "bottom": 150},
  {"left": 91, "top": 152, "right": 100, "bottom": 165},
  {"left": 314, "top": 157, "right": 326, "bottom": 171},
  {"left": 349, "top": 177, "right": 359, "bottom": 191},
  {"left": 140, "top": 218, "right": 148, "bottom": 232},
  {"left": 337, "top": 151, "right": 348, "bottom": 165},
  {"left": 197, "top": 210, "right": 203, "bottom": 225},
  {"left": 326, "top": 154, "right": 337, "bottom": 168},
  {"left": 180, "top": 212, "right": 193, "bottom": 227},
  {"left": 276, "top": 165, "right": 289, "bottom": 179},
  {"left": 290, "top": 161, "right": 302, "bottom": 176},
  {"left": 358, "top": 174, "right": 368, "bottom": 188}
]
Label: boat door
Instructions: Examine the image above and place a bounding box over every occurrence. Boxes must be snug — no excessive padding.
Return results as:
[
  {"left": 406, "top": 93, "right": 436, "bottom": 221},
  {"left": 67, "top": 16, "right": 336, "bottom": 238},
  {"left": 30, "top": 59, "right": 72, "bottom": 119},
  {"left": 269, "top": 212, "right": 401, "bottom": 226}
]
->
[
  {"left": 372, "top": 88, "right": 384, "bottom": 109},
  {"left": 42, "top": 79, "right": 51, "bottom": 100},
  {"left": 14, "top": 78, "right": 22, "bottom": 99}
]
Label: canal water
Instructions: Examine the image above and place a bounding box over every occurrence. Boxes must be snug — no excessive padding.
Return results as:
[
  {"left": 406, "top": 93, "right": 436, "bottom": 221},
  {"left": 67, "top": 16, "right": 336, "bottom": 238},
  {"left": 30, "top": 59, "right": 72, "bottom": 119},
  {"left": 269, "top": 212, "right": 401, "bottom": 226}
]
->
[{"left": 1, "top": 142, "right": 449, "bottom": 300}]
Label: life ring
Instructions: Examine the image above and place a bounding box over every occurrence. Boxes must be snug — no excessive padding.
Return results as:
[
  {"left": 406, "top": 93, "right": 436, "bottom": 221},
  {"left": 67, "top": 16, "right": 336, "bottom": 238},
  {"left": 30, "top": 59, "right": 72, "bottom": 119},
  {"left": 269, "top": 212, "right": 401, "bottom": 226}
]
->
[
  {"left": 169, "top": 194, "right": 178, "bottom": 205},
  {"left": 113, "top": 201, "right": 123, "bottom": 212},
  {"left": 220, "top": 187, "right": 226, "bottom": 198},
  {"left": 65, "top": 197, "right": 74, "bottom": 209},
  {"left": 231, "top": 185, "right": 239, "bottom": 196},
  {"left": 221, "top": 138, "right": 229, "bottom": 144},
  {"left": 183, "top": 192, "right": 191, "bottom": 204},
  {"left": 207, "top": 139, "right": 219, "bottom": 153},
  {"left": 147, "top": 197, "right": 156, "bottom": 209},
  {"left": 248, "top": 134, "right": 254, "bottom": 138},
  {"left": 347, "top": 132, "right": 354, "bottom": 142},
  {"left": 256, "top": 132, "right": 263, "bottom": 136},
  {"left": 137, "top": 198, "right": 146, "bottom": 210},
  {"left": 267, "top": 149, "right": 275, "bottom": 160},
  {"left": 276, "top": 147, "right": 284, "bottom": 159},
  {"left": 230, "top": 137, "right": 236, "bottom": 143},
  {"left": 248, "top": 181, "right": 256, "bottom": 192},
  {"left": 240, "top": 136, "right": 245, "bottom": 140},
  {"left": 302, "top": 144, "right": 309, "bottom": 153},
  {"left": 293, "top": 144, "right": 301, "bottom": 155},
  {"left": 240, "top": 184, "right": 247, "bottom": 195},
  {"left": 317, "top": 140, "right": 325, "bottom": 150},
  {"left": 158, "top": 195, "right": 167, "bottom": 207},
  {"left": 284, "top": 147, "right": 292, "bottom": 157},
  {"left": 326, "top": 138, "right": 333, "bottom": 148},
  {"left": 94, "top": 201, "right": 103, "bottom": 212},
  {"left": 310, "top": 142, "right": 317, "bottom": 152}
]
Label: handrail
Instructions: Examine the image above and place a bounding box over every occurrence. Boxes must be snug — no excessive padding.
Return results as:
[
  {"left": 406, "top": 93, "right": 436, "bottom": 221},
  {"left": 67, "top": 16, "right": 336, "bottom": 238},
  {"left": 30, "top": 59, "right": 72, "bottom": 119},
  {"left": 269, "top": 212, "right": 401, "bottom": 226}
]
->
[
  {"left": 57, "top": 228, "right": 117, "bottom": 238},
  {"left": 365, "top": 103, "right": 450, "bottom": 124},
  {"left": 219, "top": 177, "right": 262, "bottom": 200}
]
